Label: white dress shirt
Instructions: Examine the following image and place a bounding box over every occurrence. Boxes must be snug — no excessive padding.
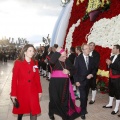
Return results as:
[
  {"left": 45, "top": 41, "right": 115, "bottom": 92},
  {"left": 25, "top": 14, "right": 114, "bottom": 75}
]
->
[
  {"left": 89, "top": 51, "right": 93, "bottom": 57},
  {"left": 112, "top": 55, "right": 118, "bottom": 63},
  {"left": 83, "top": 54, "right": 89, "bottom": 69}
]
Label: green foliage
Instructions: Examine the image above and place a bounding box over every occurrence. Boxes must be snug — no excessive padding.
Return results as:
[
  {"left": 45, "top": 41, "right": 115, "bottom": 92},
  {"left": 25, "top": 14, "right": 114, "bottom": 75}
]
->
[{"left": 97, "top": 80, "right": 109, "bottom": 93}]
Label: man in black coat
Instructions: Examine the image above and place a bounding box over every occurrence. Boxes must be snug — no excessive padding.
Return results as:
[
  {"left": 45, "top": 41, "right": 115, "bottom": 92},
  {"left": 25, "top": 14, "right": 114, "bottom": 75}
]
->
[
  {"left": 68, "top": 47, "right": 76, "bottom": 84},
  {"left": 45, "top": 47, "right": 54, "bottom": 80},
  {"left": 52, "top": 44, "right": 58, "bottom": 53},
  {"left": 103, "top": 45, "right": 120, "bottom": 116},
  {"left": 41, "top": 46, "right": 48, "bottom": 77},
  {"left": 74, "top": 44, "right": 96, "bottom": 119},
  {"left": 68, "top": 47, "right": 76, "bottom": 65},
  {"left": 89, "top": 42, "right": 100, "bottom": 104},
  {"left": 74, "top": 46, "right": 82, "bottom": 99}
]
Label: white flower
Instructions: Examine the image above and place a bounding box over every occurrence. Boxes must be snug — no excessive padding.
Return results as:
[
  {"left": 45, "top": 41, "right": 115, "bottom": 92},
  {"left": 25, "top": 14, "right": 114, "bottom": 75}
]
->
[
  {"left": 65, "top": 19, "right": 81, "bottom": 54},
  {"left": 87, "top": 14, "right": 120, "bottom": 49}
]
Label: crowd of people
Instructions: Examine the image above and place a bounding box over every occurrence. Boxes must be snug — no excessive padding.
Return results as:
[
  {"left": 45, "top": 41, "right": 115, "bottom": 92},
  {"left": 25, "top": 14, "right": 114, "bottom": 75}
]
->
[
  {"left": 0, "top": 49, "right": 20, "bottom": 62},
  {"left": 10, "top": 43, "right": 120, "bottom": 120}
]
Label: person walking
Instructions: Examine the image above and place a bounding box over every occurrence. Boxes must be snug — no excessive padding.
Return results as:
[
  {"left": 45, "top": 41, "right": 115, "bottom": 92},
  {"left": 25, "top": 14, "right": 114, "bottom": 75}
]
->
[
  {"left": 74, "top": 44, "right": 96, "bottom": 119},
  {"left": 10, "top": 44, "right": 42, "bottom": 120},
  {"left": 49, "top": 47, "right": 81, "bottom": 120}
]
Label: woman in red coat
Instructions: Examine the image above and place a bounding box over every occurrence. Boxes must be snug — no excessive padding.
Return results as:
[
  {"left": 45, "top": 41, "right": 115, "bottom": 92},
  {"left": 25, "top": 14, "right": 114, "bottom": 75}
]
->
[{"left": 10, "top": 44, "right": 42, "bottom": 120}]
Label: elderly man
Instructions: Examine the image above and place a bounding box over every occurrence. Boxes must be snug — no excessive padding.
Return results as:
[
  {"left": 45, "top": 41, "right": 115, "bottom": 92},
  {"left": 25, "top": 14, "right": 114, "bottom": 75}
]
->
[{"left": 74, "top": 44, "right": 96, "bottom": 119}]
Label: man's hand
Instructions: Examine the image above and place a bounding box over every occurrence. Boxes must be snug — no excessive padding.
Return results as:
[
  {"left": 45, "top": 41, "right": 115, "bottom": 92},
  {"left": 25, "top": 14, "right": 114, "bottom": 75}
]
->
[
  {"left": 63, "top": 69, "right": 70, "bottom": 74},
  {"left": 76, "top": 82, "right": 80, "bottom": 87},
  {"left": 44, "top": 59, "right": 47, "bottom": 63},
  {"left": 56, "top": 47, "right": 62, "bottom": 52},
  {"left": 106, "top": 59, "right": 112, "bottom": 65},
  {"left": 87, "top": 74, "right": 93, "bottom": 79}
]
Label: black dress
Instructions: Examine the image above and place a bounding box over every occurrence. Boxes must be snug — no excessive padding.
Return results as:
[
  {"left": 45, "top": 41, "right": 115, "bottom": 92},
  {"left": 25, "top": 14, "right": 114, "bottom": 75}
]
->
[{"left": 49, "top": 52, "right": 81, "bottom": 120}]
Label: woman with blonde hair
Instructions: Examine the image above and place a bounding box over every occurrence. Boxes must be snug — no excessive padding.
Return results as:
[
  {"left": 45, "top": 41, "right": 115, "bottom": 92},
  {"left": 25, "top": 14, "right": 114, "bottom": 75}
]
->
[{"left": 10, "top": 44, "right": 42, "bottom": 120}]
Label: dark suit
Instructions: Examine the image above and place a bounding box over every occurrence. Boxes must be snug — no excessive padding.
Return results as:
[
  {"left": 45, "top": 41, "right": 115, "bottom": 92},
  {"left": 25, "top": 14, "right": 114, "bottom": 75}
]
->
[
  {"left": 74, "top": 53, "right": 96, "bottom": 115},
  {"left": 41, "top": 51, "right": 48, "bottom": 71},
  {"left": 46, "top": 51, "right": 54, "bottom": 73},
  {"left": 68, "top": 53, "right": 76, "bottom": 65},
  {"left": 109, "top": 54, "right": 120, "bottom": 99},
  {"left": 68, "top": 53, "right": 76, "bottom": 84},
  {"left": 89, "top": 50, "right": 100, "bottom": 90}
]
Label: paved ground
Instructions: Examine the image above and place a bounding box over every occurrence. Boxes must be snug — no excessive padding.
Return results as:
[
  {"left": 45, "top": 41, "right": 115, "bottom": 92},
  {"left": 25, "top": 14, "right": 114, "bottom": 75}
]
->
[{"left": 0, "top": 61, "right": 120, "bottom": 120}]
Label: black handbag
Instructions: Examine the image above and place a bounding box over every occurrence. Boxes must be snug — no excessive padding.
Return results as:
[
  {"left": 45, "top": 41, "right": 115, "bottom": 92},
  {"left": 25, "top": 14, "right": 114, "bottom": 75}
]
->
[{"left": 11, "top": 98, "right": 19, "bottom": 108}]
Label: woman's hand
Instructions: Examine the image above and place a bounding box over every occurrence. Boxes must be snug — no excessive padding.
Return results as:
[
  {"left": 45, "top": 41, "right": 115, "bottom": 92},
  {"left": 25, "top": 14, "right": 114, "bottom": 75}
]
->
[
  {"left": 39, "top": 93, "right": 42, "bottom": 100},
  {"left": 63, "top": 69, "right": 70, "bottom": 74},
  {"left": 10, "top": 96, "right": 17, "bottom": 103}
]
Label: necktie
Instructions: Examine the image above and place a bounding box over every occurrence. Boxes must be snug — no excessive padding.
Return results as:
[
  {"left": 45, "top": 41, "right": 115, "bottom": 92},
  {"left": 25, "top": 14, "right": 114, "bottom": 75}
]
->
[
  {"left": 86, "top": 56, "right": 89, "bottom": 70},
  {"left": 74, "top": 57, "right": 76, "bottom": 65}
]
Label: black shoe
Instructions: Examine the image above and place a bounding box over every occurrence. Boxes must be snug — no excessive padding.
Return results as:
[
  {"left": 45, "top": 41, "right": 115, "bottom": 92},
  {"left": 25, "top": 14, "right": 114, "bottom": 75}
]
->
[
  {"left": 75, "top": 97, "right": 80, "bottom": 100},
  {"left": 46, "top": 78, "right": 50, "bottom": 81},
  {"left": 85, "top": 111, "right": 88, "bottom": 114},
  {"left": 103, "top": 105, "right": 112, "bottom": 108},
  {"left": 74, "top": 90, "right": 76, "bottom": 93},
  {"left": 49, "top": 115, "right": 55, "bottom": 120},
  {"left": 118, "top": 114, "right": 120, "bottom": 117},
  {"left": 89, "top": 100, "right": 95, "bottom": 104},
  {"left": 81, "top": 115, "right": 86, "bottom": 119},
  {"left": 43, "top": 75, "right": 46, "bottom": 78},
  {"left": 111, "top": 110, "right": 119, "bottom": 115}
]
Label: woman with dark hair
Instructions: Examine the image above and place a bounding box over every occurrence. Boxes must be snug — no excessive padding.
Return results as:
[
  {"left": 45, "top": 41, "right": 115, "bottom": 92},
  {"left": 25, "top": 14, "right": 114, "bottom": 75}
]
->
[
  {"left": 49, "top": 47, "right": 81, "bottom": 120},
  {"left": 10, "top": 44, "right": 42, "bottom": 120}
]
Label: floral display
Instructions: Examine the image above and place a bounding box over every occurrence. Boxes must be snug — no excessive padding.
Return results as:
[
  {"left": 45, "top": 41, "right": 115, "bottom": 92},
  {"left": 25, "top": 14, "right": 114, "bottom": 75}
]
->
[{"left": 64, "top": 0, "right": 120, "bottom": 92}]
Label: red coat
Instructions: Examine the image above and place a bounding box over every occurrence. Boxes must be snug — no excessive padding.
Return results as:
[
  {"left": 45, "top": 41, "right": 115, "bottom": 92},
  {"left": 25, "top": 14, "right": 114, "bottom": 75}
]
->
[{"left": 11, "top": 59, "right": 42, "bottom": 115}]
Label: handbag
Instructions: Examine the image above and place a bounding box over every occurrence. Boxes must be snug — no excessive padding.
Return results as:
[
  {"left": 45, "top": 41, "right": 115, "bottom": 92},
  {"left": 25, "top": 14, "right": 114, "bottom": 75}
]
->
[{"left": 11, "top": 98, "right": 19, "bottom": 108}]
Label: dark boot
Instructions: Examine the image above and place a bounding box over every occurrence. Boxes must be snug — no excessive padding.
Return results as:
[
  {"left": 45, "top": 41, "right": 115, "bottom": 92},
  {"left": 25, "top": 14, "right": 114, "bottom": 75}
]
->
[{"left": 17, "top": 114, "right": 23, "bottom": 120}]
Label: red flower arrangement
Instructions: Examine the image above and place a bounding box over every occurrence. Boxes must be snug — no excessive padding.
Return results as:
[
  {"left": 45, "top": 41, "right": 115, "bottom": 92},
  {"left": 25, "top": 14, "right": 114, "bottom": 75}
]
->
[{"left": 64, "top": 0, "right": 120, "bottom": 92}]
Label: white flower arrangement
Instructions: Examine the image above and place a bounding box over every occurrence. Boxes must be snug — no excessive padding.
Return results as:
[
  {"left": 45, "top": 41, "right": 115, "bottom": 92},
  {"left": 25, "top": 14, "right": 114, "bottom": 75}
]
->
[
  {"left": 65, "top": 19, "right": 81, "bottom": 55},
  {"left": 65, "top": 13, "right": 120, "bottom": 55},
  {"left": 87, "top": 14, "right": 120, "bottom": 49}
]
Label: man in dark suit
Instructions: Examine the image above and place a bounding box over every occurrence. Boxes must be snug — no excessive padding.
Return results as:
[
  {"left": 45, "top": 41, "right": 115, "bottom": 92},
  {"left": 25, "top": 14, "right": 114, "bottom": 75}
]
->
[
  {"left": 41, "top": 46, "right": 48, "bottom": 77},
  {"left": 68, "top": 47, "right": 76, "bottom": 85},
  {"left": 103, "top": 45, "right": 120, "bottom": 116},
  {"left": 45, "top": 47, "right": 54, "bottom": 81},
  {"left": 52, "top": 44, "right": 58, "bottom": 53},
  {"left": 68, "top": 47, "right": 76, "bottom": 65},
  {"left": 89, "top": 42, "right": 100, "bottom": 104},
  {"left": 74, "top": 44, "right": 96, "bottom": 119},
  {"left": 74, "top": 46, "right": 82, "bottom": 99}
]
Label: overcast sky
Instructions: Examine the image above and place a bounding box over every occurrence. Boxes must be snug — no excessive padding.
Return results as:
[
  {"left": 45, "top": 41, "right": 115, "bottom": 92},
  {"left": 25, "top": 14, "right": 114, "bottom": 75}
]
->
[{"left": 0, "top": 0, "right": 62, "bottom": 45}]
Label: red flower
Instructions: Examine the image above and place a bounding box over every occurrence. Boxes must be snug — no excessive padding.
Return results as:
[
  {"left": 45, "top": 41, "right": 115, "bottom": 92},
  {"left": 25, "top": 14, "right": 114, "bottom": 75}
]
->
[{"left": 64, "top": 0, "right": 120, "bottom": 88}]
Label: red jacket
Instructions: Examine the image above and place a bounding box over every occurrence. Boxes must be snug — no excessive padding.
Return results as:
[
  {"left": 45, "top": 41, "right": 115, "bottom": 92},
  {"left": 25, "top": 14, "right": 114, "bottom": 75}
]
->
[{"left": 11, "top": 59, "right": 42, "bottom": 115}]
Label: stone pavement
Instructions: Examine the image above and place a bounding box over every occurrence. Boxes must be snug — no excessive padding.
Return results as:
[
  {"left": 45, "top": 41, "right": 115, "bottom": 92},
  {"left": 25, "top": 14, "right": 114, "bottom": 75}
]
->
[{"left": 0, "top": 61, "right": 119, "bottom": 120}]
